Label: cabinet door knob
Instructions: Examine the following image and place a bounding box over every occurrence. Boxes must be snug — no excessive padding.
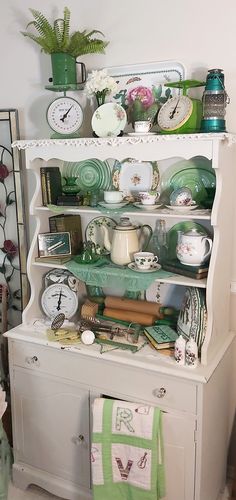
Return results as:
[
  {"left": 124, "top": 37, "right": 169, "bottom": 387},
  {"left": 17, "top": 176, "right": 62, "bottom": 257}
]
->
[
  {"left": 153, "top": 387, "right": 166, "bottom": 398},
  {"left": 72, "top": 434, "right": 84, "bottom": 445},
  {"left": 25, "top": 355, "right": 39, "bottom": 366}
]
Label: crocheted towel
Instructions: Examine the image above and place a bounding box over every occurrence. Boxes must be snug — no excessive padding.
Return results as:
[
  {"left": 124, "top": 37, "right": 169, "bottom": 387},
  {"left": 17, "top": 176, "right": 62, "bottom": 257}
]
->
[{"left": 91, "top": 398, "right": 165, "bottom": 500}]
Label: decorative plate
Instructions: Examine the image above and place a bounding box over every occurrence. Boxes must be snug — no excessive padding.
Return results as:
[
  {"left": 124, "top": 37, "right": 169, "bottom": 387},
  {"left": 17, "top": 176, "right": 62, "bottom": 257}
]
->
[
  {"left": 98, "top": 201, "right": 129, "bottom": 209},
  {"left": 167, "top": 221, "right": 212, "bottom": 261},
  {"left": 161, "top": 156, "right": 216, "bottom": 206},
  {"left": 63, "top": 158, "right": 111, "bottom": 191},
  {"left": 112, "top": 157, "right": 159, "bottom": 194},
  {"left": 106, "top": 61, "right": 185, "bottom": 132},
  {"left": 91, "top": 103, "right": 127, "bottom": 138},
  {"left": 177, "top": 286, "right": 207, "bottom": 348},
  {"left": 128, "top": 262, "right": 161, "bottom": 273},
  {"left": 133, "top": 202, "right": 162, "bottom": 210},
  {"left": 85, "top": 216, "right": 117, "bottom": 255}
]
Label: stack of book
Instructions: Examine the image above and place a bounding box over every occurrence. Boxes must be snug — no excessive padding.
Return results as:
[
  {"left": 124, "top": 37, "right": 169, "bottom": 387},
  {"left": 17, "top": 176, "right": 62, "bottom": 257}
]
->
[
  {"left": 40, "top": 167, "right": 62, "bottom": 205},
  {"left": 162, "top": 259, "right": 209, "bottom": 280},
  {"left": 143, "top": 324, "right": 179, "bottom": 350},
  {"left": 49, "top": 214, "right": 82, "bottom": 255}
]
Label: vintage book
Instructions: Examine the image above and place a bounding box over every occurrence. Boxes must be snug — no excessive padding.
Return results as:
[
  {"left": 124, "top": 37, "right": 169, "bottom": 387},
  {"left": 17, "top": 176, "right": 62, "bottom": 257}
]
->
[
  {"left": 40, "top": 167, "right": 62, "bottom": 205},
  {"left": 57, "top": 195, "right": 81, "bottom": 206},
  {"left": 49, "top": 214, "right": 82, "bottom": 254},
  {"left": 35, "top": 256, "right": 71, "bottom": 264},
  {"left": 143, "top": 324, "right": 179, "bottom": 350},
  {"left": 162, "top": 259, "right": 208, "bottom": 280},
  {"left": 38, "top": 231, "right": 71, "bottom": 257}
]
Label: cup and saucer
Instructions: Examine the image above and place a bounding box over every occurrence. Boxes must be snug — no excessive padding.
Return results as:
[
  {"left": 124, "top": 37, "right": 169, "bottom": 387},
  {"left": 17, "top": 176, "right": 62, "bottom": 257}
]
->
[
  {"left": 128, "top": 121, "right": 156, "bottom": 137},
  {"left": 128, "top": 252, "right": 161, "bottom": 273},
  {"left": 133, "top": 190, "right": 162, "bottom": 210},
  {"left": 98, "top": 190, "right": 129, "bottom": 209}
]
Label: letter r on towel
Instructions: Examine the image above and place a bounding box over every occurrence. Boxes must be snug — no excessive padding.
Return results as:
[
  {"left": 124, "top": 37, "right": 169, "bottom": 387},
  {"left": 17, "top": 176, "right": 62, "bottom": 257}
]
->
[{"left": 116, "top": 407, "right": 134, "bottom": 433}]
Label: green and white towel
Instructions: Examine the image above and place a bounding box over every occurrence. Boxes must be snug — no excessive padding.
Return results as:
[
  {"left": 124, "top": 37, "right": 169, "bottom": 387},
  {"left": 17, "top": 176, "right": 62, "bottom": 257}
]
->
[{"left": 91, "top": 398, "right": 165, "bottom": 500}]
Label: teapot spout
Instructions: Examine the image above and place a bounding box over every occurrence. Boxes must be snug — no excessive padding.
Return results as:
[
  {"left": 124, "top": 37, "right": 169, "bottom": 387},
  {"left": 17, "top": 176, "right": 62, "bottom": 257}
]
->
[{"left": 102, "top": 225, "right": 111, "bottom": 252}]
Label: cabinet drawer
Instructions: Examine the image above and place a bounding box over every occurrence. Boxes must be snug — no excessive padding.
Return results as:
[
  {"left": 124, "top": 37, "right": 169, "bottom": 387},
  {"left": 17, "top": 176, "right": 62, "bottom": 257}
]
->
[{"left": 11, "top": 340, "right": 197, "bottom": 414}]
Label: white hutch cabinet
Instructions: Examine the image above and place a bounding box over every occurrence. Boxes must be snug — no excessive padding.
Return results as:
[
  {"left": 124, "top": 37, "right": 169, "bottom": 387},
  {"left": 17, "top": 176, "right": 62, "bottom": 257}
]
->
[{"left": 5, "top": 133, "right": 236, "bottom": 500}]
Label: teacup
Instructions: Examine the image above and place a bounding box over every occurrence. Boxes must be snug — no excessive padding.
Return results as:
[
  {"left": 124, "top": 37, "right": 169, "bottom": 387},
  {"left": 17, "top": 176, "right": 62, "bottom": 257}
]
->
[
  {"left": 134, "top": 252, "right": 158, "bottom": 270},
  {"left": 134, "top": 121, "right": 152, "bottom": 134},
  {"left": 104, "top": 190, "right": 123, "bottom": 204},
  {"left": 139, "top": 191, "right": 159, "bottom": 205}
]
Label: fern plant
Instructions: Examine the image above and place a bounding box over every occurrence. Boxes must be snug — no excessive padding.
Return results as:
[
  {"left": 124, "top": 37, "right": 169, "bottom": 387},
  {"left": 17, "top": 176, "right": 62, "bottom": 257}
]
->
[{"left": 21, "top": 7, "right": 109, "bottom": 57}]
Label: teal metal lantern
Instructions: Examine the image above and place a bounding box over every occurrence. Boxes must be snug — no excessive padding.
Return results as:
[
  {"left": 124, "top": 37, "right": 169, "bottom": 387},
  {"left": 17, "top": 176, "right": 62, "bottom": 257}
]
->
[{"left": 201, "top": 69, "right": 230, "bottom": 132}]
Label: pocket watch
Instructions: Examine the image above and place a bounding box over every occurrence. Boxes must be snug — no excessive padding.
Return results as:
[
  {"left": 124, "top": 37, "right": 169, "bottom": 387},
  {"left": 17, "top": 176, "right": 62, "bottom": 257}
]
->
[
  {"left": 41, "top": 283, "right": 79, "bottom": 320},
  {"left": 46, "top": 96, "right": 83, "bottom": 138}
]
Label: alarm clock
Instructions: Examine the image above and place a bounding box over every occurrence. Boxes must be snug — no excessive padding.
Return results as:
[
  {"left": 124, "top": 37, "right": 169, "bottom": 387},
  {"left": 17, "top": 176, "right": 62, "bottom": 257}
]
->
[
  {"left": 157, "top": 80, "right": 205, "bottom": 134},
  {"left": 46, "top": 95, "right": 83, "bottom": 138},
  {"left": 41, "top": 283, "right": 79, "bottom": 320}
]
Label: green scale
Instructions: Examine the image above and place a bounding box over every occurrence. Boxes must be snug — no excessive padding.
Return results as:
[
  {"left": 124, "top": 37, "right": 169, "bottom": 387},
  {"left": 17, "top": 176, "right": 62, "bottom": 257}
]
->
[{"left": 157, "top": 80, "right": 205, "bottom": 134}]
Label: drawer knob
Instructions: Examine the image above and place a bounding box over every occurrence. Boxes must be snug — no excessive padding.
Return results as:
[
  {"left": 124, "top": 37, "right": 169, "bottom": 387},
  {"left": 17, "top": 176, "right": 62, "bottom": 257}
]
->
[
  {"left": 25, "top": 355, "right": 39, "bottom": 366},
  {"left": 72, "top": 434, "right": 84, "bottom": 445},
  {"left": 153, "top": 387, "right": 166, "bottom": 398}
]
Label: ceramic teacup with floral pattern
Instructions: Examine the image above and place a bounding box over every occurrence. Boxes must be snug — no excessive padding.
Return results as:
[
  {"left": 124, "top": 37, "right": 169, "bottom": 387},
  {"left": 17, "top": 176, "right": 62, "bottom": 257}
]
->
[
  {"left": 134, "top": 251, "right": 158, "bottom": 270},
  {"left": 139, "top": 191, "right": 159, "bottom": 205}
]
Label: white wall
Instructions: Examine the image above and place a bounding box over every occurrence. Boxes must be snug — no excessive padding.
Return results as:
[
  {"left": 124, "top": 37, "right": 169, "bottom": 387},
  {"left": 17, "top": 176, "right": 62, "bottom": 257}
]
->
[{"left": 2, "top": 0, "right": 236, "bottom": 460}]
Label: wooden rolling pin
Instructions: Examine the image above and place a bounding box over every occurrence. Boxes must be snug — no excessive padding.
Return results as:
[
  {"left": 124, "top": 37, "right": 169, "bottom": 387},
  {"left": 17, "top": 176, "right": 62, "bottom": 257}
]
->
[
  {"left": 103, "top": 307, "right": 156, "bottom": 326},
  {"left": 104, "top": 296, "right": 164, "bottom": 319}
]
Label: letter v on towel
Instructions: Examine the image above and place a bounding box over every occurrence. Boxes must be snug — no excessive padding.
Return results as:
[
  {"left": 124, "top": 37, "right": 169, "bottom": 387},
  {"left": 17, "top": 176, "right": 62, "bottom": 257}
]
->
[{"left": 91, "top": 397, "right": 165, "bottom": 500}]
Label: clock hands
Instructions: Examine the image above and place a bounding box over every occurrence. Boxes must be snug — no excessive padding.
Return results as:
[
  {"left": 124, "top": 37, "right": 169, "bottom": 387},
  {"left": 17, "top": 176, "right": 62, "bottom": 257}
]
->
[
  {"left": 169, "top": 98, "right": 180, "bottom": 120},
  {"left": 60, "top": 106, "right": 73, "bottom": 122},
  {"left": 56, "top": 289, "right": 63, "bottom": 311}
]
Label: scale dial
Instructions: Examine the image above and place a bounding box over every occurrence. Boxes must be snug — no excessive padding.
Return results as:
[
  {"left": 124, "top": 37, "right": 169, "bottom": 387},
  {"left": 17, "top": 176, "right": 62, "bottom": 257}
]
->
[
  {"left": 158, "top": 95, "right": 193, "bottom": 132},
  {"left": 46, "top": 96, "right": 83, "bottom": 135},
  {"left": 41, "top": 283, "right": 78, "bottom": 320}
]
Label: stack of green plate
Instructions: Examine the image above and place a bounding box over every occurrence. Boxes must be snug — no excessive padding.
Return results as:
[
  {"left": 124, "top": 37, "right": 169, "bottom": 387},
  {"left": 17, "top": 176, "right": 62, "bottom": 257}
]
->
[{"left": 62, "top": 159, "right": 112, "bottom": 192}]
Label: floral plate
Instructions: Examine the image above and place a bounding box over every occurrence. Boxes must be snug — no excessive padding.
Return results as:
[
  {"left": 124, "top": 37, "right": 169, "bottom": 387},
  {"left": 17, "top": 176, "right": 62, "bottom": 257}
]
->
[
  {"left": 177, "top": 286, "right": 207, "bottom": 349},
  {"left": 85, "top": 216, "right": 117, "bottom": 255},
  {"left": 91, "top": 103, "right": 127, "bottom": 137},
  {"left": 112, "top": 157, "right": 159, "bottom": 195}
]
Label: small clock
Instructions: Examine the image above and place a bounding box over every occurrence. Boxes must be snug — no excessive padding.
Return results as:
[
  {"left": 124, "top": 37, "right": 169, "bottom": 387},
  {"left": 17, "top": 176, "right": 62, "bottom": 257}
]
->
[
  {"left": 46, "top": 96, "right": 83, "bottom": 138},
  {"left": 41, "top": 283, "right": 79, "bottom": 320}
]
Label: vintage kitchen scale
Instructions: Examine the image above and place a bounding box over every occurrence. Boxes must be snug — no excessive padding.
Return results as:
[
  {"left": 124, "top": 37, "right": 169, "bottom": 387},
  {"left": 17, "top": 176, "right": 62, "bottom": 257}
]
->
[{"left": 157, "top": 79, "right": 205, "bottom": 134}]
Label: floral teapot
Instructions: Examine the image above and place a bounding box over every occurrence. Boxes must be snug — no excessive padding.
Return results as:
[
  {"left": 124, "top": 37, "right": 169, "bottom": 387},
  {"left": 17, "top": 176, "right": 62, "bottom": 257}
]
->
[
  {"left": 102, "top": 217, "right": 152, "bottom": 265},
  {"left": 176, "top": 228, "right": 212, "bottom": 266}
]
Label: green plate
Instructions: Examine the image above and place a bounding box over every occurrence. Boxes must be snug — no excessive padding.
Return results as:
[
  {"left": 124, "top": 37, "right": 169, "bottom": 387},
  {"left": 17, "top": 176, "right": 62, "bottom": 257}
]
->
[
  {"left": 167, "top": 221, "right": 212, "bottom": 261},
  {"left": 161, "top": 156, "right": 216, "bottom": 205}
]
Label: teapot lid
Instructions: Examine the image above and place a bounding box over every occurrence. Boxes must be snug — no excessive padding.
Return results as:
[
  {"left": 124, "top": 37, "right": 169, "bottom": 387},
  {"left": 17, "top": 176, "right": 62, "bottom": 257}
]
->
[{"left": 116, "top": 217, "right": 136, "bottom": 231}]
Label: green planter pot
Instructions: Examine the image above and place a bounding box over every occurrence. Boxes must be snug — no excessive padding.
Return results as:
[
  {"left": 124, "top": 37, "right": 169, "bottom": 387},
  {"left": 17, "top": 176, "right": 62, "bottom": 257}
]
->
[{"left": 50, "top": 53, "right": 86, "bottom": 86}]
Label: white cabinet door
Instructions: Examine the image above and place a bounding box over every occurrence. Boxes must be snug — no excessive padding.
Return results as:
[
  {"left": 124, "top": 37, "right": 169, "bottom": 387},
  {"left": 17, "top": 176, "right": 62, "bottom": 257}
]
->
[
  {"left": 12, "top": 368, "right": 90, "bottom": 489},
  {"left": 163, "top": 412, "right": 196, "bottom": 500}
]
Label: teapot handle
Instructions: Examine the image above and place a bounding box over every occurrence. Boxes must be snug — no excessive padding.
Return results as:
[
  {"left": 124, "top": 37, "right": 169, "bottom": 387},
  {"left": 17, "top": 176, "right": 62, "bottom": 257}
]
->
[
  {"left": 202, "top": 237, "right": 213, "bottom": 261},
  {"left": 139, "top": 224, "right": 153, "bottom": 251}
]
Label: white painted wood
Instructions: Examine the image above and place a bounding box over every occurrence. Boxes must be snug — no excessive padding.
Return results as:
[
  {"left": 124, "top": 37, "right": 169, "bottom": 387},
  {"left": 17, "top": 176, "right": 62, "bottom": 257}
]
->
[{"left": 6, "top": 133, "right": 235, "bottom": 499}]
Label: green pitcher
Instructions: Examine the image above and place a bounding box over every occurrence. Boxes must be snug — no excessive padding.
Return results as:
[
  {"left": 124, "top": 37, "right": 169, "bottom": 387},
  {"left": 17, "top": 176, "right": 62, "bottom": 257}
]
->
[{"left": 50, "top": 53, "right": 86, "bottom": 86}]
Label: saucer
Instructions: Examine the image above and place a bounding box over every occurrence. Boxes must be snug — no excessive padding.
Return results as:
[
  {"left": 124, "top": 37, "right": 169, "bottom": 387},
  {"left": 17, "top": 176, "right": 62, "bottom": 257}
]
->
[
  {"left": 133, "top": 202, "right": 162, "bottom": 211},
  {"left": 128, "top": 262, "right": 161, "bottom": 273},
  {"left": 165, "top": 204, "right": 198, "bottom": 212},
  {"left": 98, "top": 201, "right": 129, "bottom": 209},
  {"left": 127, "top": 132, "right": 157, "bottom": 137}
]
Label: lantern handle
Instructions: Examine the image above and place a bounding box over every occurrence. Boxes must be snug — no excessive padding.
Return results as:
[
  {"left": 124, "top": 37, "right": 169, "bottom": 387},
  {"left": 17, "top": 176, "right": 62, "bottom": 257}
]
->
[{"left": 215, "top": 75, "right": 230, "bottom": 104}]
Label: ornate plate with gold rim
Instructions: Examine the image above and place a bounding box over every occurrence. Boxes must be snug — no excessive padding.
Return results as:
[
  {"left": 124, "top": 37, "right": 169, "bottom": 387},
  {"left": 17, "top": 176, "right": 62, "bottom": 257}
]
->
[{"left": 112, "top": 158, "right": 160, "bottom": 195}]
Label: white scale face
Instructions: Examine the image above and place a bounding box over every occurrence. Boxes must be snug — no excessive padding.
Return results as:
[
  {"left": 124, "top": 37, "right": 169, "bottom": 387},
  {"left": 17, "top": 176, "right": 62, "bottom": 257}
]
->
[
  {"left": 41, "top": 283, "right": 78, "bottom": 319},
  {"left": 47, "top": 96, "right": 83, "bottom": 135},
  {"left": 158, "top": 95, "right": 193, "bottom": 131}
]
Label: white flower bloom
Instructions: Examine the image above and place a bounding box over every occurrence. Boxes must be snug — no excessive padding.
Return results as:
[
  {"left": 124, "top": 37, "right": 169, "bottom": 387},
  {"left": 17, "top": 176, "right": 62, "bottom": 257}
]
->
[{"left": 85, "top": 69, "right": 118, "bottom": 96}]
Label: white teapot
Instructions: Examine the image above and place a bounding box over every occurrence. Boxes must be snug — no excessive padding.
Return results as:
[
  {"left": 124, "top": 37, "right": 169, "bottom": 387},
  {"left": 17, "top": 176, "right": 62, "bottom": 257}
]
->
[
  {"left": 102, "top": 217, "right": 152, "bottom": 265},
  {"left": 176, "top": 229, "right": 212, "bottom": 266}
]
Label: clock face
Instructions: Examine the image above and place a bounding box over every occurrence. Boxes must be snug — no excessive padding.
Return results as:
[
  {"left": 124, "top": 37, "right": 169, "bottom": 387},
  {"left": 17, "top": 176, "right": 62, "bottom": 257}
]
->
[
  {"left": 157, "top": 96, "right": 193, "bottom": 131},
  {"left": 47, "top": 96, "right": 83, "bottom": 135},
  {"left": 41, "top": 283, "right": 78, "bottom": 320}
]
